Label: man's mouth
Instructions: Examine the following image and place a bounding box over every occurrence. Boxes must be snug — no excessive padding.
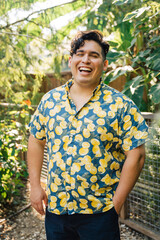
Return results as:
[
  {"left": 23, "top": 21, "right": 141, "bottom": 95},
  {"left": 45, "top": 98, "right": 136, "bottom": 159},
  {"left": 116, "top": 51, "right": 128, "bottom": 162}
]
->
[{"left": 79, "top": 67, "right": 92, "bottom": 73}]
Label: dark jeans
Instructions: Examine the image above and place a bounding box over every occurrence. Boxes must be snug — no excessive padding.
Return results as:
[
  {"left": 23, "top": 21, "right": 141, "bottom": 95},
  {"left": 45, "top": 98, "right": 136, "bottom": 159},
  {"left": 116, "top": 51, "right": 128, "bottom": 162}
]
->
[{"left": 45, "top": 207, "right": 120, "bottom": 240}]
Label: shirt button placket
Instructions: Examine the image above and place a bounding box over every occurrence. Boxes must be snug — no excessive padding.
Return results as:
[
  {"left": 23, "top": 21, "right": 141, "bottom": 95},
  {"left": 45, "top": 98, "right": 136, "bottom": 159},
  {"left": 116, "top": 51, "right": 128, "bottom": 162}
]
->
[{"left": 66, "top": 118, "right": 77, "bottom": 214}]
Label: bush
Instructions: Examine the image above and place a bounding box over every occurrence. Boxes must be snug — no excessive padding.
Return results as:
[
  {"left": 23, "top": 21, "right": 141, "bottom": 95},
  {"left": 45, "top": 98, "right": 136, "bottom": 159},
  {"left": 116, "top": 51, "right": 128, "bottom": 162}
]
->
[{"left": 0, "top": 102, "right": 32, "bottom": 205}]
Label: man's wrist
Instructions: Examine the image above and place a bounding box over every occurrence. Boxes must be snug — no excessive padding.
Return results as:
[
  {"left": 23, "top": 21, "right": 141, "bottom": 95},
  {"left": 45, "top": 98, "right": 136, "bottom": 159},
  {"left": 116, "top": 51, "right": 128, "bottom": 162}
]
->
[{"left": 29, "top": 180, "right": 41, "bottom": 189}]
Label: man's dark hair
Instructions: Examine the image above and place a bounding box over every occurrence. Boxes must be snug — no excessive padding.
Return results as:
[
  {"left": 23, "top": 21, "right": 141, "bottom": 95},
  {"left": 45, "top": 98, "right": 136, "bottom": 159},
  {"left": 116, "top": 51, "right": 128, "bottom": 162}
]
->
[{"left": 70, "top": 30, "right": 109, "bottom": 60}]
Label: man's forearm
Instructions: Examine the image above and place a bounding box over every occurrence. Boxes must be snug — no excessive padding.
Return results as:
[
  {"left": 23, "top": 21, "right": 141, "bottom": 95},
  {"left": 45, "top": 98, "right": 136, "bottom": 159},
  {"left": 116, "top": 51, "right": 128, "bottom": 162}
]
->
[
  {"left": 113, "top": 144, "right": 145, "bottom": 213},
  {"left": 27, "top": 134, "right": 45, "bottom": 187},
  {"left": 27, "top": 135, "right": 47, "bottom": 215}
]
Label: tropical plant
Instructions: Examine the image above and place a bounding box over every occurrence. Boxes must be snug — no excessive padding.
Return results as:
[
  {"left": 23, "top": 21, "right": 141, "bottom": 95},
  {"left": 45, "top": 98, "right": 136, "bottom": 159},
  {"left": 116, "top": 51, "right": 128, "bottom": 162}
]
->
[
  {"left": 97, "top": 0, "right": 160, "bottom": 112},
  {"left": 0, "top": 102, "right": 32, "bottom": 204}
]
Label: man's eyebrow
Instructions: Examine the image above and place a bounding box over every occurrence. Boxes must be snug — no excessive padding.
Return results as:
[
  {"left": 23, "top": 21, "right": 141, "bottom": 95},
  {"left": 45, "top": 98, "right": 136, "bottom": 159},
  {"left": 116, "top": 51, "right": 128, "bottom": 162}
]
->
[{"left": 76, "top": 50, "right": 100, "bottom": 56}]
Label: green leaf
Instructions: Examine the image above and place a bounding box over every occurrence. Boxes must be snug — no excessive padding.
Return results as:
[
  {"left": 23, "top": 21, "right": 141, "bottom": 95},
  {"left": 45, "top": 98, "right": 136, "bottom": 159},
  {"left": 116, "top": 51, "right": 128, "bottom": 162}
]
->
[
  {"left": 129, "top": 38, "right": 136, "bottom": 49},
  {"left": 148, "top": 36, "right": 160, "bottom": 44},
  {"left": 132, "top": 85, "right": 144, "bottom": 107},
  {"left": 105, "top": 66, "right": 134, "bottom": 83},
  {"left": 123, "top": 7, "right": 150, "bottom": 22},
  {"left": 122, "top": 75, "right": 145, "bottom": 109},
  {"left": 139, "top": 49, "right": 151, "bottom": 58},
  {"left": 149, "top": 84, "right": 160, "bottom": 104},
  {"left": 106, "top": 51, "right": 125, "bottom": 63},
  {"left": 118, "top": 40, "right": 132, "bottom": 51},
  {"left": 123, "top": 83, "right": 144, "bottom": 108},
  {"left": 146, "top": 49, "right": 160, "bottom": 71},
  {"left": 146, "top": 52, "right": 160, "bottom": 62},
  {"left": 152, "top": 59, "right": 160, "bottom": 71},
  {"left": 131, "top": 76, "right": 143, "bottom": 90},
  {"left": 113, "top": 0, "right": 133, "bottom": 5},
  {"left": 2, "top": 192, "right": 7, "bottom": 199},
  {"left": 108, "top": 41, "right": 119, "bottom": 47},
  {"left": 0, "top": 139, "right": 3, "bottom": 148}
]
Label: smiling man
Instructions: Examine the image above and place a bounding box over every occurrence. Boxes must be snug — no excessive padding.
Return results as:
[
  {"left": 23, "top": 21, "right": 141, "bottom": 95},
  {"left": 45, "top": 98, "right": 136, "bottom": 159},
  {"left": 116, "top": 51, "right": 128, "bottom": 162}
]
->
[
  {"left": 68, "top": 38, "right": 108, "bottom": 112},
  {"left": 27, "top": 30, "right": 148, "bottom": 240},
  {"left": 69, "top": 39, "right": 108, "bottom": 87}
]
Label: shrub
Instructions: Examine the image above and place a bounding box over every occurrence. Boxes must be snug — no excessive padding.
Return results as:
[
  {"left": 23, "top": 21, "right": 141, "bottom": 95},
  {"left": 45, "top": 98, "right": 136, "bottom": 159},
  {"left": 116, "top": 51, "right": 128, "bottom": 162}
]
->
[{"left": 0, "top": 102, "right": 32, "bottom": 205}]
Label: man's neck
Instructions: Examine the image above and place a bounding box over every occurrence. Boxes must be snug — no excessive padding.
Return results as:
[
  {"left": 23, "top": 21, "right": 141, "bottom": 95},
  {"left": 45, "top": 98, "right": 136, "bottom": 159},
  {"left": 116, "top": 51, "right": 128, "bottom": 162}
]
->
[
  {"left": 69, "top": 81, "right": 100, "bottom": 97},
  {"left": 69, "top": 81, "right": 98, "bottom": 111}
]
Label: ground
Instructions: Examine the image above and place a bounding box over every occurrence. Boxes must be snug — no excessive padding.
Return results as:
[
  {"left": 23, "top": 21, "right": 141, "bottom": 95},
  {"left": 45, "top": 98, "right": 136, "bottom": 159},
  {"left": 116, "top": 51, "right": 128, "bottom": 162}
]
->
[{"left": 0, "top": 181, "right": 151, "bottom": 240}]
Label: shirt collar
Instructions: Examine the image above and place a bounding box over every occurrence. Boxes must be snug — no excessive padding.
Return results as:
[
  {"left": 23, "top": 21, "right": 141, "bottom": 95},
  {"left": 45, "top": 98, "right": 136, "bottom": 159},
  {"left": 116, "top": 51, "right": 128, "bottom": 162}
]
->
[
  {"left": 92, "top": 78, "right": 103, "bottom": 96},
  {"left": 64, "top": 78, "right": 73, "bottom": 98},
  {"left": 65, "top": 78, "right": 103, "bottom": 96}
]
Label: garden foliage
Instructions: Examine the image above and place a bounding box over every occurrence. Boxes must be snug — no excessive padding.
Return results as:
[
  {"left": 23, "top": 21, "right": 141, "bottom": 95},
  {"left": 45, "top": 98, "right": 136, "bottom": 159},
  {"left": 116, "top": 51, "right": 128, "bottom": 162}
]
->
[{"left": 0, "top": 102, "right": 32, "bottom": 205}]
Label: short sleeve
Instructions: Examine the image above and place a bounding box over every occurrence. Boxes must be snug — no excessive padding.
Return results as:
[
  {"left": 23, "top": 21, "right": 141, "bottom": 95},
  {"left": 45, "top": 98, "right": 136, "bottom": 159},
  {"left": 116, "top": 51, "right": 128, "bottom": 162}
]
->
[
  {"left": 28, "top": 99, "right": 46, "bottom": 140},
  {"left": 119, "top": 100, "right": 148, "bottom": 152}
]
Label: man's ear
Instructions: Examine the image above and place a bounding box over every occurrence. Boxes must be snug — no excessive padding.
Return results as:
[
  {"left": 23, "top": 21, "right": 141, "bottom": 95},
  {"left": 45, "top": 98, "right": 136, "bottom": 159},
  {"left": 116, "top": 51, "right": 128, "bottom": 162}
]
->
[
  {"left": 103, "top": 60, "right": 108, "bottom": 72},
  {"left": 68, "top": 56, "right": 72, "bottom": 68}
]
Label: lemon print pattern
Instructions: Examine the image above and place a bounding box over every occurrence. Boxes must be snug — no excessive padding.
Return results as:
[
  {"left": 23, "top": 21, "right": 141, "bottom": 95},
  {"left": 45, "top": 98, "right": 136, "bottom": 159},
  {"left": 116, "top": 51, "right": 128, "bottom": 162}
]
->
[{"left": 29, "top": 79, "right": 148, "bottom": 215}]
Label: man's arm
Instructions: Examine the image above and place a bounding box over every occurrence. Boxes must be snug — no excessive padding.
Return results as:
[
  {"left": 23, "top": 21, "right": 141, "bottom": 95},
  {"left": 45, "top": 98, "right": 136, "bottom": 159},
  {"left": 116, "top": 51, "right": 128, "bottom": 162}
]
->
[
  {"left": 113, "top": 144, "right": 145, "bottom": 214},
  {"left": 27, "top": 134, "right": 47, "bottom": 215}
]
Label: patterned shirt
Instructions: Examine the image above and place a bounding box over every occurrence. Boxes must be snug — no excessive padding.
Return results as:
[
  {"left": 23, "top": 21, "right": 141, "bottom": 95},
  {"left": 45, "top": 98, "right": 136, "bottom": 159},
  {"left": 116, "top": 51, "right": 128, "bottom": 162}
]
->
[{"left": 29, "top": 79, "right": 148, "bottom": 215}]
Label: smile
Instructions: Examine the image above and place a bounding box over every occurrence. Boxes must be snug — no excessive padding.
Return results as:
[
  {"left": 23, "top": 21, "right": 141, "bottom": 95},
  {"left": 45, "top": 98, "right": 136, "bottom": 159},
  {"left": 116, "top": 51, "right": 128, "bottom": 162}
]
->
[{"left": 79, "top": 67, "right": 92, "bottom": 73}]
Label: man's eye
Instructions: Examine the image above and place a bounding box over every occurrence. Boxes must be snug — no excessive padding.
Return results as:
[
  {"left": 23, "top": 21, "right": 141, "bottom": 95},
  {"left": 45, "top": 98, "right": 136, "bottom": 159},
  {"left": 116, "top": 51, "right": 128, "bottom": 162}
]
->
[
  {"left": 76, "top": 53, "right": 84, "bottom": 56},
  {"left": 91, "top": 54, "right": 98, "bottom": 58}
]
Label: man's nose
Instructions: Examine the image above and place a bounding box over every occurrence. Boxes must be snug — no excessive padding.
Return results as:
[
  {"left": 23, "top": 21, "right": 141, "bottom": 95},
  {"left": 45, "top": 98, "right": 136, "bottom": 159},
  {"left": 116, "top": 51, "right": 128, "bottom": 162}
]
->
[{"left": 82, "top": 54, "right": 90, "bottom": 63}]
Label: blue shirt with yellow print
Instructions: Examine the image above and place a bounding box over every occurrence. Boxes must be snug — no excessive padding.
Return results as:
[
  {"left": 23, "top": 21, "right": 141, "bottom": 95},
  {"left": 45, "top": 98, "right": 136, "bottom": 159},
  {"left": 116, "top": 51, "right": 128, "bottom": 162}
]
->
[{"left": 29, "top": 79, "right": 148, "bottom": 215}]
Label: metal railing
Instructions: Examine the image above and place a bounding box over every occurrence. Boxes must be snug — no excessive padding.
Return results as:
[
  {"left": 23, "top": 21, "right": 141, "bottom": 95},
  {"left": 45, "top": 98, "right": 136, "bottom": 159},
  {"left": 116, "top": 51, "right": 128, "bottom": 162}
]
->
[{"left": 120, "top": 113, "right": 160, "bottom": 240}]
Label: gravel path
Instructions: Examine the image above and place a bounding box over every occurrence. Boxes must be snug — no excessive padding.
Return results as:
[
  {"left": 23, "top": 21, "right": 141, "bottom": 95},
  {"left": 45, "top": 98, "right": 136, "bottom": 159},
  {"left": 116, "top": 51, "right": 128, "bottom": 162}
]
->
[{"left": 0, "top": 206, "right": 152, "bottom": 240}]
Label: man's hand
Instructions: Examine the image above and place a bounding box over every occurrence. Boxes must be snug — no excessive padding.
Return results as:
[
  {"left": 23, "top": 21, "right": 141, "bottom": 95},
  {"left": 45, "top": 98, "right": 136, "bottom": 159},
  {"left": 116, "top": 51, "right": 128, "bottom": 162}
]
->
[
  {"left": 30, "top": 185, "right": 48, "bottom": 215},
  {"left": 112, "top": 197, "right": 122, "bottom": 215}
]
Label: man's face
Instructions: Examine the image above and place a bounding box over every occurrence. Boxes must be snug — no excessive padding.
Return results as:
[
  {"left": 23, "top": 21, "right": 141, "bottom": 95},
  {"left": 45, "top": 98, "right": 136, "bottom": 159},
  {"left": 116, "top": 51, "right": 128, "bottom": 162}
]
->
[{"left": 68, "top": 40, "right": 108, "bottom": 88}]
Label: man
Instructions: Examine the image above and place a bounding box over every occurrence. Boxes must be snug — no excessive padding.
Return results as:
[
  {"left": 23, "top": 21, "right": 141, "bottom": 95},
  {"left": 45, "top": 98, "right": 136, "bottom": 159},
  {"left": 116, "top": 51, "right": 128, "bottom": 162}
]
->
[{"left": 27, "top": 30, "right": 148, "bottom": 240}]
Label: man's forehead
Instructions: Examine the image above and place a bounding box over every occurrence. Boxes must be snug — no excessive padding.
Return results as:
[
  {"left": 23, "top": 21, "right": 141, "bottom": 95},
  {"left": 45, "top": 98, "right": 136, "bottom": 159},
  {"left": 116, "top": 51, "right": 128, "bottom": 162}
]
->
[{"left": 76, "top": 40, "right": 102, "bottom": 54}]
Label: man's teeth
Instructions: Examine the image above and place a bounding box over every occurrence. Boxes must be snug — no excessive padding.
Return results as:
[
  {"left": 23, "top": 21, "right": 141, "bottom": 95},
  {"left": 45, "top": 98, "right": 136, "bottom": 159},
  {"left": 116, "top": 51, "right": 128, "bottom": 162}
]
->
[{"left": 79, "top": 67, "right": 92, "bottom": 72}]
